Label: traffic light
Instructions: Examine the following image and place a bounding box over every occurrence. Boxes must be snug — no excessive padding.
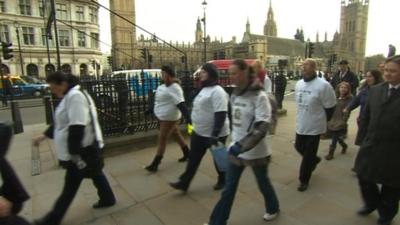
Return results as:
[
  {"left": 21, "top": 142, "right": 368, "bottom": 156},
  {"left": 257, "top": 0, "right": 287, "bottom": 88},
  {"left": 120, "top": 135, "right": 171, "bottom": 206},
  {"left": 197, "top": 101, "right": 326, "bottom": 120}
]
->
[
  {"left": 107, "top": 56, "right": 113, "bottom": 67},
  {"left": 148, "top": 55, "right": 153, "bottom": 63},
  {"left": 308, "top": 42, "right": 315, "bottom": 58},
  {"left": 1, "top": 42, "right": 13, "bottom": 60},
  {"left": 140, "top": 48, "right": 147, "bottom": 61}
]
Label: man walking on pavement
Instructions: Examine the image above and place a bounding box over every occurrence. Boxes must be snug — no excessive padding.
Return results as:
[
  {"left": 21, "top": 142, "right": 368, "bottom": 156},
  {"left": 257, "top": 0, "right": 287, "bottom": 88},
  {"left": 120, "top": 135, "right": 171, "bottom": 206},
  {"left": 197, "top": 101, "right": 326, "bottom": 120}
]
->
[
  {"left": 294, "top": 59, "right": 336, "bottom": 192},
  {"left": 330, "top": 60, "right": 359, "bottom": 95},
  {"left": 354, "top": 55, "right": 400, "bottom": 225}
]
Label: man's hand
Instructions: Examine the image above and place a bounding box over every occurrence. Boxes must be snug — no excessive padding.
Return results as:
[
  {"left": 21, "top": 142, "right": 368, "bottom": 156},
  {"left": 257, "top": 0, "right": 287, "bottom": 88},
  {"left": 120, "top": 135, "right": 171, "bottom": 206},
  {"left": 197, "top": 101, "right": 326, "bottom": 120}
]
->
[{"left": 0, "top": 197, "right": 12, "bottom": 218}]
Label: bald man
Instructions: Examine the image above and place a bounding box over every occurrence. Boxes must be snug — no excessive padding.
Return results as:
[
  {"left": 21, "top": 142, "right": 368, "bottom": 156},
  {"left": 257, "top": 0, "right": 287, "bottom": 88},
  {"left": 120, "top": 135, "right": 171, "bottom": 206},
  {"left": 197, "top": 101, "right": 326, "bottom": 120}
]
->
[{"left": 294, "top": 59, "right": 337, "bottom": 192}]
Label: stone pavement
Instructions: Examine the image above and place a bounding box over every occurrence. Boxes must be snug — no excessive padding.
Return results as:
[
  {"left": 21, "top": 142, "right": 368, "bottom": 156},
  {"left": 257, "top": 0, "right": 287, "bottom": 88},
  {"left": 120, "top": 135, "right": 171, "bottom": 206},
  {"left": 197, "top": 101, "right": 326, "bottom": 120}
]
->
[{"left": 5, "top": 100, "right": 399, "bottom": 225}]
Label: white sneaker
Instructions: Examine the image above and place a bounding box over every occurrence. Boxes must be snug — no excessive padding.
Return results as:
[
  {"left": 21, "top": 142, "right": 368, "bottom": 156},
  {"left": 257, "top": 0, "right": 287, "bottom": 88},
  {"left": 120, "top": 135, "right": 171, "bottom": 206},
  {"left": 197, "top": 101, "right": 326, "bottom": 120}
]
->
[{"left": 263, "top": 212, "right": 279, "bottom": 221}]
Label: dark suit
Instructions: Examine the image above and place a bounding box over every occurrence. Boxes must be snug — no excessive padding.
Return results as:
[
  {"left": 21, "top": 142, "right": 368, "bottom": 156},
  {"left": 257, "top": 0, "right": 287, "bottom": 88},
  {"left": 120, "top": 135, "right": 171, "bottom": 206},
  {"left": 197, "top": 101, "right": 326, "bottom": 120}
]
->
[
  {"left": 330, "top": 70, "right": 359, "bottom": 95},
  {"left": 354, "top": 82, "right": 400, "bottom": 223}
]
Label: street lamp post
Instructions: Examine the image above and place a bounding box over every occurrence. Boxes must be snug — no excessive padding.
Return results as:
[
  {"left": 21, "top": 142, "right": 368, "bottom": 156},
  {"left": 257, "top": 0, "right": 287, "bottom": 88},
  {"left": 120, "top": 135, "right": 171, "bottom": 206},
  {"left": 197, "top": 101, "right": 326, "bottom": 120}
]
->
[
  {"left": 201, "top": 0, "right": 207, "bottom": 63},
  {"left": 14, "top": 24, "right": 24, "bottom": 75}
]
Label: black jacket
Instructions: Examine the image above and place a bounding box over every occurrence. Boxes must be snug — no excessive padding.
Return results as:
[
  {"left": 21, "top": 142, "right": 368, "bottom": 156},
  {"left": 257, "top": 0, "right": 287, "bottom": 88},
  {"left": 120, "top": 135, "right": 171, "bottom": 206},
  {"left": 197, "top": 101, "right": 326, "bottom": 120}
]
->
[
  {"left": 354, "top": 83, "right": 400, "bottom": 187},
  {"left": 0, "top": 123, "right": 30, "bottom": 225},
  {"left": 330, "top": 70, "right": 359, "bottom": 95}
]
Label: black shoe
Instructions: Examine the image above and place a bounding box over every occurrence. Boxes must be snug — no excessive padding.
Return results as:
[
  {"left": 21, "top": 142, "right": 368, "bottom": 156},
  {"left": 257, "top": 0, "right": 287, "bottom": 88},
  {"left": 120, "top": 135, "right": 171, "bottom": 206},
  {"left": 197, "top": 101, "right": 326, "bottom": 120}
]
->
[
  {"left": 356, "top": 206, "right": 376, "bottom": 216},
  {"left": 213, "top": 180, "right": 225, "bottom": 190},
  {"left": 169, "top": 181, "right": 188, "bottom": 192},
  {"left": 377, "top": 218, "right": 392, "bottom": 225},
  {"left": 178, "top": 146, "right": 189, "bottom": 162},
  {"left": 92, "top": 200, "right": 116, "bottom": 209},
  {"left": 297, "top": 183, "right": 308, "bottom": 192}
]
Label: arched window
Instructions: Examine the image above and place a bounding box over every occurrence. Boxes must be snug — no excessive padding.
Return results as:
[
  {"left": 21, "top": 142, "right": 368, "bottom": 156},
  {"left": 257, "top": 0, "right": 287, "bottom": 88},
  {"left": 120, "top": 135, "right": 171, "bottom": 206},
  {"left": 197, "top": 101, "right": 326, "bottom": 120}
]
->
[
  {"left": 79, "top": 64, "right": 88, "bottom": 76},
  {"left": 27, "top": 64, "right": 39, "bottom": 77},
  {"left": 61, "top": 64, "right": 71, "bottom": 73},
  {"left": 45, "top": 64, "right": 56, "bottom": 76},
  {"left": 1, "top": 64, "right": 10, "bottom": 75}
]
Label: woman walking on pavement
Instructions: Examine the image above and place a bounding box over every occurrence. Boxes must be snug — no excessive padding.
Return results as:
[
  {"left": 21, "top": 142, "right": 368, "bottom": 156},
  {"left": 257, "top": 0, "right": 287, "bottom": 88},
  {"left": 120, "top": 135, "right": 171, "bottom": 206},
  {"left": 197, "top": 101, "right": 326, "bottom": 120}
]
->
[
  {"left": 325, "top": 82, "right": 353, "bottom": 160},
  {"left": 145, "top": 65, "right": 191, "bottom": 172},
  {"left": 170, "top": 63, "right": 230, "bottom": 191},
  {"left": 32, "top": 72, "right": 116, "bottom": 225},
  {"left": 343, "top": 69, "right": 383, "bottom": 146},
  {"left": 205, "top": 59, "right": 280, "bottom": 225}
]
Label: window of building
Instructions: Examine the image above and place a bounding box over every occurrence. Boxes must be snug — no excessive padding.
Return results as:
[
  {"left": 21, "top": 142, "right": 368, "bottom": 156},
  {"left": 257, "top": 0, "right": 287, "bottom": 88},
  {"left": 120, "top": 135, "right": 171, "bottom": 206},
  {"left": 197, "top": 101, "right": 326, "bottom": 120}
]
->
[
  {"left": 78, "top": 32, "right": 86, "bottom": 47},
  {"left": 0, "top": 25, "right": 10, "bottom": 43},
  {"left": 56, "top": 3, "right": 68, "bottom": 20},
  {"left": 90, "top": 33, "right": 99, "bottom": 49},
  {"left": 89, "top": 7, "right": 98, "bottom": 23},
  {"left": 27, "top": 64, "right": 39, "bottom": 77},
  {"left": 76, "top": 6, "right": 84, "bottom": 21},
  {"left": 41, "top": 28, "right": 54, "bottom": 46},
  {"left": 22, "top": 27, "right": 35, "bottom": 45},
  {"left": 0, "top": 1, "right": 6, "bottom": 13},
  {"left": 39, "top": 0, "right": 44, "bottom": 17},
  {"left": 19, "top": 0, "right": 31, "bottom": 15},
  {"left": 58, "top": 30, "right": 70, "bottom": 46}
]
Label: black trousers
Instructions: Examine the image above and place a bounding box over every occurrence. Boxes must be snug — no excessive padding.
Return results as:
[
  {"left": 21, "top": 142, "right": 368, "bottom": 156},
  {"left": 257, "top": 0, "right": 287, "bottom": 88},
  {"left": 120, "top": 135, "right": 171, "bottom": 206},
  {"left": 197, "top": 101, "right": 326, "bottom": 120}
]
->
[
  {"left": 179, "top": 132, "right": 227, "bottom": 189},
  {"left": 42, "top": 162, "right": 115, "bottom": 225},
  {"left": 294, "top": 134, "right": 321, "bottom": 184},
  {"left": 358, "top": 177, "right": 400, "bottom": 222}
]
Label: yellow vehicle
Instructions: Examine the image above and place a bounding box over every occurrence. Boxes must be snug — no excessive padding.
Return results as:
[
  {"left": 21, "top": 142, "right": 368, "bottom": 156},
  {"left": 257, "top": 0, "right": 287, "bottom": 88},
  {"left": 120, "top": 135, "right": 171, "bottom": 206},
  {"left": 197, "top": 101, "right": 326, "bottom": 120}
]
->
[{"left": 0, "top": 75, "right": 50, "bottom": 97}]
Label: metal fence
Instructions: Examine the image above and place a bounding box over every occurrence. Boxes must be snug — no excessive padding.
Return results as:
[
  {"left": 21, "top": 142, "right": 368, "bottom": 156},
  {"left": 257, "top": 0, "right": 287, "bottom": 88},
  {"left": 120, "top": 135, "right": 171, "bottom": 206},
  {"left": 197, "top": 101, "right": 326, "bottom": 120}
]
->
[{"left": 68, "top": 71, "right": 233, "bottom": 137}]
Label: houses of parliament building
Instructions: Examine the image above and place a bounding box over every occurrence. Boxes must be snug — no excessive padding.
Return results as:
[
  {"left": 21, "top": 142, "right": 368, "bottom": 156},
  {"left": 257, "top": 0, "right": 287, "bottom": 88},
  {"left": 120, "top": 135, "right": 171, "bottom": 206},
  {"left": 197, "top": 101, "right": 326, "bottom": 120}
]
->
[{"left": 111, "top": 0, "right": 369, "bottom": 73}]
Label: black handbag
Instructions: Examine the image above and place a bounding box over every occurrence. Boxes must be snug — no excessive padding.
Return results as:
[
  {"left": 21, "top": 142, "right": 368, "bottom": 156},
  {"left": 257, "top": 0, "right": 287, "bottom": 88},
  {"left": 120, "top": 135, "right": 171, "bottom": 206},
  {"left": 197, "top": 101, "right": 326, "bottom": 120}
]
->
[{"left": 79, "top": 88, "right": 105, "bottom": 178}]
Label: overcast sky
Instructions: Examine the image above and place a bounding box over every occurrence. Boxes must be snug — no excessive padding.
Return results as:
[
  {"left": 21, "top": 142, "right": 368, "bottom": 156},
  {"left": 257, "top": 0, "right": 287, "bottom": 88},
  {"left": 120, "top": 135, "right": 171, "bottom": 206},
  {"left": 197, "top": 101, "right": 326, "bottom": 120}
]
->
[{"left": 98, "top": 0, "right": 399, "bottom": 57}]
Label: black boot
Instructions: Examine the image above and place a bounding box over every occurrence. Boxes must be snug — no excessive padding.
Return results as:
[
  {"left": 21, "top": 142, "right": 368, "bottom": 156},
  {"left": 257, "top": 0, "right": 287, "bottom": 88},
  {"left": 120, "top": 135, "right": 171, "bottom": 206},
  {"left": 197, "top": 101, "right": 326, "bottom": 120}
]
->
[
  {"left": 178, "top": 146, "right": 190, "bottom": 162},
  {"left": 145, "top": 155, "right": 163, "bottom": 172},
  {"left": 213, "top": 173, "right": 225, "bottom": 190},
  {"left": 340, "top": 142, "right": 348, "bottom": 154}
]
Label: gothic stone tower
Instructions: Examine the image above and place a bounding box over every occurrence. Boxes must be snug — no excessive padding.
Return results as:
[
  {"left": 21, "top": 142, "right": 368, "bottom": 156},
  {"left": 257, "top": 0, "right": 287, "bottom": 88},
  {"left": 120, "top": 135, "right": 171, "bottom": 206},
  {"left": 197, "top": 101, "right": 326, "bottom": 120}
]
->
[
  {"left": 263, "top": 0, "right": 277, "bottom": 37},
  {"left": 195, "top": 18, "right": 203, "bottom": 43},
  {"left": 338, "top": 0, "right": 369, "bottom": 72},
  {"left": 110, "top": 0, "right": 136, "bottom": 69}
]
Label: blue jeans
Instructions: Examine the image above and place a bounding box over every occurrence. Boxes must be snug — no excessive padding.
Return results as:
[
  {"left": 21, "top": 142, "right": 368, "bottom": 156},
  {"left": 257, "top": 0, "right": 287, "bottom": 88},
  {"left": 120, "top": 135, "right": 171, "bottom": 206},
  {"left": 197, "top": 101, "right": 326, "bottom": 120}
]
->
[{"left": 208, "top": 158, "right": 280, "bottom": 225}]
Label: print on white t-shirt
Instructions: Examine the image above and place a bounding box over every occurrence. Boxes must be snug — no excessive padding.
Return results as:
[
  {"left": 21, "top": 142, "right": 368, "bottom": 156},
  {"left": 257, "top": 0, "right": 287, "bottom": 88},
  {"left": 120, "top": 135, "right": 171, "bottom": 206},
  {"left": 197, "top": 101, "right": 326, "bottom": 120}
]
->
[
  {"left": 295, "top": 77, "right": 336, "bottom": 135},
  {"left": 191, "top": 85, "right": 230, "bottom": 137}
]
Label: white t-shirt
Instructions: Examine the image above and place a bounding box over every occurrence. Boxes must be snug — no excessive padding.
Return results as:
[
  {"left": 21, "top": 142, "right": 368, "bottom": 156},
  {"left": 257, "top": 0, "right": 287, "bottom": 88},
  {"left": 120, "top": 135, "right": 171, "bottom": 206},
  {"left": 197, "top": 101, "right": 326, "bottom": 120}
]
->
[
  {"left": 231, "top": 90, "right": 272, "bottom": 160},
  {"left": 264, "top": 76, "right": 272, "bottom": 94},
  {"left": 154, "top": 83, "right": 184, "bottom": 121},
  {"left": 191, "top": 85, "right": 230, "bottom": 137},
  {"left": 295, "top": 77, "right": 336, "bottom": 135},
  {"left": 54, "top": 86, "right": 104, "bottom": 161}
]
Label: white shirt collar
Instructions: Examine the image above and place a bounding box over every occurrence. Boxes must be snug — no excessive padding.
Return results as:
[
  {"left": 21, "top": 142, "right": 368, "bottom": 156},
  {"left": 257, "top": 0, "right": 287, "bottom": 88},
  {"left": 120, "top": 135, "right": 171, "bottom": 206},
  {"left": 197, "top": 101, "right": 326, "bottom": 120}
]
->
[{"left": 389, "top": 83, "right": 400, "bottom": 90}]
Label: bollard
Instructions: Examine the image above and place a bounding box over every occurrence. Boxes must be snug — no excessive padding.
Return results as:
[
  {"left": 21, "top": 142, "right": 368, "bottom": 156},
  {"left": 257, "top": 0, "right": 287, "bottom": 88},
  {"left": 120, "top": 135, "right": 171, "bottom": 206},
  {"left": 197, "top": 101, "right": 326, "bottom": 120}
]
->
[
  {"left": 10, "top": 100, "right": 23, "bottom": 134},
  {"left": 43, "top": 96, "right": 54, "bottom": 124}
]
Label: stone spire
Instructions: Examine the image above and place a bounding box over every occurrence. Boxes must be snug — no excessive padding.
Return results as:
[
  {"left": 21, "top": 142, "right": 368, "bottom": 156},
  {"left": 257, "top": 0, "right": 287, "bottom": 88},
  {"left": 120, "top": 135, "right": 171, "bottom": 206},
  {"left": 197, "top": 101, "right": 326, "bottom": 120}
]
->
[
  {"left": 195, "top": 17, "right": 203, "bottom": 43},
  {"left": 246, "top": 17, "right": 251, "bottom": 34},
  {"left": 263, "top": 0, "right": 277, "bottom": 37}
]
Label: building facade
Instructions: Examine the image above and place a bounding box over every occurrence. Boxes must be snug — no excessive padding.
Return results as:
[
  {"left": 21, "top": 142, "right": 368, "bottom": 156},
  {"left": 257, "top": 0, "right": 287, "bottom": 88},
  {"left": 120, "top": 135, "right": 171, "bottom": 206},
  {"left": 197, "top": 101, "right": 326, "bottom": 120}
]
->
[
  {"left": 110, "top": 0, "right": 368, "bottom": 74},
  {"left": 0, "top": 0, "right": 102, "bottom": 78}
]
